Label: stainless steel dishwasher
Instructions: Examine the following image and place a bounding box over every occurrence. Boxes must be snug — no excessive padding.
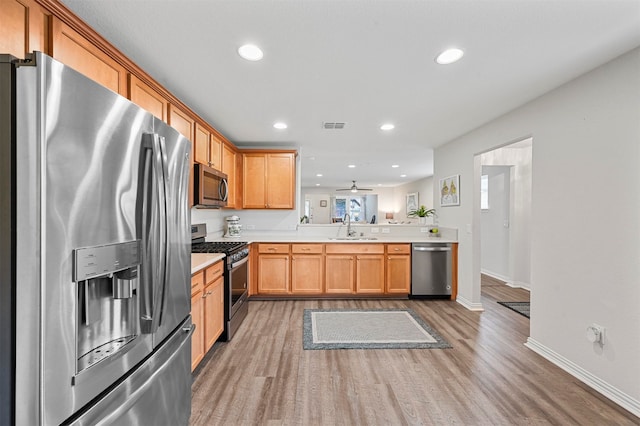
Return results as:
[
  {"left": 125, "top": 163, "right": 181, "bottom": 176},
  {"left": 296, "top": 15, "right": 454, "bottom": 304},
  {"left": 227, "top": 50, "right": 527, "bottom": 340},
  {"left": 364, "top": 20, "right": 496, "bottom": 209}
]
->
[{"left": 411, "top": 243, "right": 452, "bottom": 298}]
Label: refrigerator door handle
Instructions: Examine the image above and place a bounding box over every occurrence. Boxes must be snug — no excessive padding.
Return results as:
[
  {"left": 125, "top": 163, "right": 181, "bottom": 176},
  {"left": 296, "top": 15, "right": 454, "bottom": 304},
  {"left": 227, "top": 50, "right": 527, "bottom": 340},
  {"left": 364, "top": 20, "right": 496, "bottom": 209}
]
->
[{"left": 138, "top": 133, "right": 168, "bottom": 334}]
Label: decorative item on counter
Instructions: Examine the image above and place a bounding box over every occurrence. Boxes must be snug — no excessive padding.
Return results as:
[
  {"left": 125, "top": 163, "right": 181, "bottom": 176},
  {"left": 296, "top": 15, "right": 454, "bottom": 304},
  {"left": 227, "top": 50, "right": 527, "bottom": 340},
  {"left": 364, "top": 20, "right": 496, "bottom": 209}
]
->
[
  {"left": 224, "top": 215, "right": 242, "bottom": 238},
  {"left": 407, "top": 205, "right": 436, "bottom": 225},
  {"left": 428, "top": 226, "right": 441, "bottom": 237}
]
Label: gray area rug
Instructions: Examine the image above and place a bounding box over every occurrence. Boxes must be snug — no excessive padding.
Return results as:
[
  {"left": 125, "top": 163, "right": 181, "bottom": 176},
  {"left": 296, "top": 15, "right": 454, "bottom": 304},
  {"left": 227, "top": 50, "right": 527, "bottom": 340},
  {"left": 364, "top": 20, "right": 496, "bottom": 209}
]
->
[
  {"left": 497, "top": 301, "right": 530, "bottom": 318},
  {"left": 303, "top": 308, "right": 452, "bottom": 350}
]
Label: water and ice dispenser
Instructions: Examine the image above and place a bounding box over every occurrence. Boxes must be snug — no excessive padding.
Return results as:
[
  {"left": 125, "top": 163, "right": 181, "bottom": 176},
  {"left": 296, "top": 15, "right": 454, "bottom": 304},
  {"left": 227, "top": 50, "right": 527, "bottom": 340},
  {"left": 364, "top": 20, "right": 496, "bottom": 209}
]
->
[{"left": 72, "top": 241, "right": 141, "bottom": 373}]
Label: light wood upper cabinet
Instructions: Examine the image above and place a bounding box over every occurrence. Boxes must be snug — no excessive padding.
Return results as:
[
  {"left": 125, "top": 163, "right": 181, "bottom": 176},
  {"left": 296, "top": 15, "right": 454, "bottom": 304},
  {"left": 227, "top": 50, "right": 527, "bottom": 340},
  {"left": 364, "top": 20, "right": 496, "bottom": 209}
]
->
[
  {"left": 194, "top": 124, "right": 222, "bottom": 171},
  {"left": 209, "top": 134, "right": 222, "bottom": 171},
  {"left": 194, "top": 123, "right": 210, "bottom": 166},
  {"left": 51, "top": 18, "right": 127, "bottom": 95},
  {"left": 222, "top": 142, "right": 237, "bottom": 208},
  {"left": 242, "top": 151, "right": 296, "bottom": 209},
  {"left": 168, "top": 104, "right": 195, "bottom": 208},
  {"left": 0, "top": 0, "right": 50, "bottom": 59},
  {"left": 128, "top": 74, "right": 168, "bottom": 122}
]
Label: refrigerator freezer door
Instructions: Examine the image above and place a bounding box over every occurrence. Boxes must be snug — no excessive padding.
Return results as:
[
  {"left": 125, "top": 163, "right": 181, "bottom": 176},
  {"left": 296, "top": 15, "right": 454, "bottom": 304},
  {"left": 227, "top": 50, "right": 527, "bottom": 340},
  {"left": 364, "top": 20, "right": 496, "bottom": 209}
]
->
[{"left": 70, "top": 317, "right": 194, "bottom": 426}]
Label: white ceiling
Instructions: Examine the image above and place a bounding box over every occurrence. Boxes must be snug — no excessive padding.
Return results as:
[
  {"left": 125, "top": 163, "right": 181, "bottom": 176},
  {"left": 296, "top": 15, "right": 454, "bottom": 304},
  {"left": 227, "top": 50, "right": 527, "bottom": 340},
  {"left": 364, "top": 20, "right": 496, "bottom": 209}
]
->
[{"left": 60, "top": 0, "right": 640, "bottom": 189}]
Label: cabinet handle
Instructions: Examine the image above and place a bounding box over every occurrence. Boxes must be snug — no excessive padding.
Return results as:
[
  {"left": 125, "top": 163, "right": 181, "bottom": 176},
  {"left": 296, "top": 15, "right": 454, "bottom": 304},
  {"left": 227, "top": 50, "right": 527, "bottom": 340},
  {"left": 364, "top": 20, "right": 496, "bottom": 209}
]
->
[{"left": 394, "top": 248, "right": 400, "bottom": 251}]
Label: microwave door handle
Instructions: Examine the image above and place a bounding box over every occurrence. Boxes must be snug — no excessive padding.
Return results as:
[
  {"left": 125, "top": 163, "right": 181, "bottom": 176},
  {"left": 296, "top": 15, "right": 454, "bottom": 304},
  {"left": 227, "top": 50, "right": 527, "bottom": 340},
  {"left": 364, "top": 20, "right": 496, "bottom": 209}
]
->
[
  {"left": 220, "top": 178, "right": 229, "bottom": 202},
  {"left": 138, "top": 133, "right": 168, "bottom": 334}
]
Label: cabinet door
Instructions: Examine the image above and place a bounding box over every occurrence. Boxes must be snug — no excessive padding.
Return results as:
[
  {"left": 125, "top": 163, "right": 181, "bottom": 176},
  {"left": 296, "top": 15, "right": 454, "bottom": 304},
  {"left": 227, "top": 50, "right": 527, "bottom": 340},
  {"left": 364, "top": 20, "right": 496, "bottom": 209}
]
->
[
  {"left": 356, "top": 255, "right": 385, "bottom": 293},
  {"left": 222, "top": 142, "right": 236, "bottom": 208},
  {"left": 266, "top": 153, "right": 295, "bottom": 209},
  {"left": 168, "top": 104, "right": 195, "bottom": 208},
  {"left": 325, "top": 255, "right": 354, "bottom": 294},
  {"left": 0, "top": 0, "right": 50, "bottom": 59},
  {"left": 243, "top": 153, "right": 267, "bottom": 208},
  {"left": 191, "top": 289, "right": 204, "bottom": 371},
  {"left": 51, "top": 18, "right": 127, "bottom": 95},
  {"left": 291, "top": 254, "right": 324, "bottom": 293},
  {"left": 386, "top": 255, "right": 411, "bottom": 294},
  {"left": 257, "top": 255, "right": 290, "bottom": 293},
  {"left": 128, "top": 74, "right": 168, "bottom": 122},
  {"left": 209, "top": 134, "right": 222, "bottom": 170},
  {"left": 204, "top": 275, "right": 224, "bottom": 351},
  {"left": 194, "top": 123, "right": 210, "bottom": 166}
]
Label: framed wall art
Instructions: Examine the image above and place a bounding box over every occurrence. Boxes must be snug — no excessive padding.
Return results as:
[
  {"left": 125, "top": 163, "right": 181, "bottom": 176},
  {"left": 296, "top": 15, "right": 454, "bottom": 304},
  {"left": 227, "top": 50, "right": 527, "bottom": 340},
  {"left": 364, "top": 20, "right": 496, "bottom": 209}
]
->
[
  {"left": 406, "top": 192, "right": 418, "bottom": 216},
  {"left": 319, "top": 200, "right": 327, "bottom": 207},
  {"left": 440, "top": 175, "right": 460, "bottom": 206}
]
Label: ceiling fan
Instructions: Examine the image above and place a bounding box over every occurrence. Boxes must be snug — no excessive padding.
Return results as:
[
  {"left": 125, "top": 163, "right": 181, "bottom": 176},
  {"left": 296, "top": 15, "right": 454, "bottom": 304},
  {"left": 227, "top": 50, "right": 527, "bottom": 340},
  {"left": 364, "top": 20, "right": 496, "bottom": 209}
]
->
[{"left": 336, "top": 180, "right": 373, "bottom": 193}]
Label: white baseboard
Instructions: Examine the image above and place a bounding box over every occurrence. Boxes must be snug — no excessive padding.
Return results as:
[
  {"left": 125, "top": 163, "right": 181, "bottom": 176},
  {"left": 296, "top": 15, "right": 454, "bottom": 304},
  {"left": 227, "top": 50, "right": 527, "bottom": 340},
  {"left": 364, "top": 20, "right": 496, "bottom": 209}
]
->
[
  {"left": 456, "top": 295, "right": 484, "bottom": 311},
  {"left": 481, "top": 269, "right": 531, "bottom": 290},
  {"left": 510, "top": 280, "right": 531, "bottom": 291},
  {"left": 525, "top": 337, "right": 640, "bottom": 418}
]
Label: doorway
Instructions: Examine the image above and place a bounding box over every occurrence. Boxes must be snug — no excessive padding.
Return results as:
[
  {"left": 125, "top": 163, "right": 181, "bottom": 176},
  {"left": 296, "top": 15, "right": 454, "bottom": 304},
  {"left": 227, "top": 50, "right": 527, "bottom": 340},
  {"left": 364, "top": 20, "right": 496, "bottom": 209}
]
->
[{"left": 476, "top": 138, "right": 532, "bottom": 306}]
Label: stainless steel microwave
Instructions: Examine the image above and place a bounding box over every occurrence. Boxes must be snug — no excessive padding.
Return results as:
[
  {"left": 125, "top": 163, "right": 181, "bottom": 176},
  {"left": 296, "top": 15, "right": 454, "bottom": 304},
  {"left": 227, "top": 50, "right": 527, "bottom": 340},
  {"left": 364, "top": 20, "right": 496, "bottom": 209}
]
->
[{"left": 194, "top": 163, "right": 228, "bottom": 208}]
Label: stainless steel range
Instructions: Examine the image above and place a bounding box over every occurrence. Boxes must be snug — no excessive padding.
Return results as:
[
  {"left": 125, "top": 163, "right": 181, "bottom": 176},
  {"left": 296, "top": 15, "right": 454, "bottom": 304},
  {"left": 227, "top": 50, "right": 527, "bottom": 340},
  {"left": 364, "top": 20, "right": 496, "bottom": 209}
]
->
[{"left": 191, "top": 224, "right": 249, "bottom": 341}]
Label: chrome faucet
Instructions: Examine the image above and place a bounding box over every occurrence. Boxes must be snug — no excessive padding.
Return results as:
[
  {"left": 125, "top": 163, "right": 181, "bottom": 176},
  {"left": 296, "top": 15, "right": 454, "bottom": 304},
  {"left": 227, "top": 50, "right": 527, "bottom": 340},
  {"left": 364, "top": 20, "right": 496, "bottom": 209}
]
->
[{"left": 344, "top": 213, "right": 356, "bottom": 237}]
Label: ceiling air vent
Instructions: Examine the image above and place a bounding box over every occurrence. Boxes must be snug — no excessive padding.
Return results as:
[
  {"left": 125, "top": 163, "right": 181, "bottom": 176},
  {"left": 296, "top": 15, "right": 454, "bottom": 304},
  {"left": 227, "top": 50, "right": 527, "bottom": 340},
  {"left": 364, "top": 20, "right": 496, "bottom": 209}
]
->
[{"left": 323, "top": 122, "right": 346, "bottom": 130}]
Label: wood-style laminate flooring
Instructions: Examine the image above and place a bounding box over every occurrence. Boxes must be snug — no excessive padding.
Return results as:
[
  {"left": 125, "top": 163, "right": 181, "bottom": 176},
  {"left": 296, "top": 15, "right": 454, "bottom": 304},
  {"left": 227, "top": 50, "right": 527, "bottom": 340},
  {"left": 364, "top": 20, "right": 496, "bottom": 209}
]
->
[{"left": 190, "top": 276, "right": 638, "bottom": 425}]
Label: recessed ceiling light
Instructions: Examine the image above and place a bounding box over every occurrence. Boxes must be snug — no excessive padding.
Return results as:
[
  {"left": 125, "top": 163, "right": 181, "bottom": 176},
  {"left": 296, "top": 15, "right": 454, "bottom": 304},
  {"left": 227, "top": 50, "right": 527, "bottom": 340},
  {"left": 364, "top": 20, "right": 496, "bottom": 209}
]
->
[
  {"left": 436, "top": 48, "right": 464, "bottom": 65},
  {"left": 315, "top": 183, "right": 320, "bottom": 186},
  {"left": 391, "top": 164, "right": 399, "bottom": 168},
  {"left": 316, "top": 173, "right": 323, "bottom": 177},
  {"left": 238, "top": 44, "right": 263, "bottom": 61},
  {"left": 378, "top": 184, "right": 382, "bottom": 186},
  {"left": 400, "top": 174, "right": 407, "bottom": 178},
  {"left": 273, "top": 122, "right": 287, "bottom": 129},
  {"left": 380, "top": 123, "right": 395, "bottom": 131},
  {"left": 348, "top": 164, "right": 356, "bottom": 168}
]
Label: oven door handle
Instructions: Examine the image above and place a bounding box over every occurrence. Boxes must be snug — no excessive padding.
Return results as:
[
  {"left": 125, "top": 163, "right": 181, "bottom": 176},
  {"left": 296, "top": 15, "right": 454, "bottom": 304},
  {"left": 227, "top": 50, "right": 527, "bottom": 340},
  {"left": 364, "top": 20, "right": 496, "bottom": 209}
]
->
[{"left": 230, "top": 256, "right": 249, "bottom": 270}]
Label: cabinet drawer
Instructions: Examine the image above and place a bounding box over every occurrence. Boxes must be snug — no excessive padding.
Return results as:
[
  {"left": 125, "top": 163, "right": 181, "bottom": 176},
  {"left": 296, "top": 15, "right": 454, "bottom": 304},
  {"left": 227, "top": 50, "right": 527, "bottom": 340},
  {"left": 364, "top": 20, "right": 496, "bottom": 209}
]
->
[
  {"left": 258, "top": 243, "right": 290, "bottom": 254},
  {"left": 386, "top": 244, "right": 411, "bottom": 254},
  {"left": 325, "top": 243, "right": 384, "bottom": 254},
  {"left": 191, "top": 271, "right": 204, "bottom": 295},
  {"left": 206, "top": 261, "right": 224, "bottom": 283},
  {"left": 291, "top": 244, "right": 323, "bottom": 254}
]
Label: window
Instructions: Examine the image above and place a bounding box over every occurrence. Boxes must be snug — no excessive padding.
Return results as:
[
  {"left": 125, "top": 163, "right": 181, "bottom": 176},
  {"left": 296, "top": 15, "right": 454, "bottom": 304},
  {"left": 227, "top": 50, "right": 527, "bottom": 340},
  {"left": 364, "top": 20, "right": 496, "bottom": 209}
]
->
[{"left": 480, "top": 174, "right": 489, "bottom": 210}]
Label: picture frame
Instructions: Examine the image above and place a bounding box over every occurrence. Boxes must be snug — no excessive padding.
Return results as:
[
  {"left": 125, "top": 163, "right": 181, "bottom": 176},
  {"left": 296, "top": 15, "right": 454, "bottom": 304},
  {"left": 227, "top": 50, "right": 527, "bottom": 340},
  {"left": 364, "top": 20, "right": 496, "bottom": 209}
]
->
[
  {"left": 440, "top": 175, "right": 460, "bottom": 206},
  {"left": 319, "top": 200, "right": 327, "bottom": 207},
  {"left": 406, "top": 192, "right": 418, "bottom": 217}
]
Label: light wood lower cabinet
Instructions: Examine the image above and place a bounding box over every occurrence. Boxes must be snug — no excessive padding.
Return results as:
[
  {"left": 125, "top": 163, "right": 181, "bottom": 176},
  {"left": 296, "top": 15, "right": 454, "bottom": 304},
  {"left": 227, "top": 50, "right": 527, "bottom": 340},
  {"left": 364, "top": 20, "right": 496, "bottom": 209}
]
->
[
  {"left": 253, "top": 243, "right": 419, "bottom": 296},
  {"left": 325, "top": 255, "right": 354, "bottom": 294},
  {"left": 291, "top": 244, "right": 324, "bottom": 294},
  {"left": 355, "top": 255, "right": 385, "bottom": 293},
  {"left": 386, "top": 244, "right": 411, "bottom": 293},
  {"left": 191, "top": 260, "right": 224, "bottom": 371},
  {"left": 190, "top": 271, "right": 205, "bottom": 371}
]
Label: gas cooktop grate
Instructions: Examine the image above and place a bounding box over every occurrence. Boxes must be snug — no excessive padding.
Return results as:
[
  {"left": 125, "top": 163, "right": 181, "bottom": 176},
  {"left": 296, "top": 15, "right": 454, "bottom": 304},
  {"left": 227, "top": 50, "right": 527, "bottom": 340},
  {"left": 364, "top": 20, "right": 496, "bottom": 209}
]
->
[{"left": 191, "top": 241, "right": 248, "bottom": 254}]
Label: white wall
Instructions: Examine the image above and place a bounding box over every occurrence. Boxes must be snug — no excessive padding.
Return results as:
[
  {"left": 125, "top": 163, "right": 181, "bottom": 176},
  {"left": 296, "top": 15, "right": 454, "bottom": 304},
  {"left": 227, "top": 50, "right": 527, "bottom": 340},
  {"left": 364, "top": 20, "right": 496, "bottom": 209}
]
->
[
  {"left": 480, "top": 165, "right": 512, "bottom": 280},
  {"left": 392, "top": 176, "right": 435, "bottom": 221},
  {"left": 434, "top": 48, "right": 640, "bottom": 412}
]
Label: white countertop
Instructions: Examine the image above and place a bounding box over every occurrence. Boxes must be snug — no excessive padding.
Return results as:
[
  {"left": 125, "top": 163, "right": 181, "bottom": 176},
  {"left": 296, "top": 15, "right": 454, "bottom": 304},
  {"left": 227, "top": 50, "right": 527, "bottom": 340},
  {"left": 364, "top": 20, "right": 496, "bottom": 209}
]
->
[
  {"left": 191, "top": 253, "right": 225, "bottom": 274},
  {"left": 206, "top": 235, "right": 457, "bottom": 244}
]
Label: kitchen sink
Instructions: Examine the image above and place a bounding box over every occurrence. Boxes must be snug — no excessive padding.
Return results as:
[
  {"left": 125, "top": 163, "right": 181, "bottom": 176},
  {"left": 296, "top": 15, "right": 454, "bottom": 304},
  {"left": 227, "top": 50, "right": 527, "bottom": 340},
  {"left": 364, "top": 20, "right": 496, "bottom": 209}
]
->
[{"left": 328, "top": 237, "right": 378, "bottom": 240}]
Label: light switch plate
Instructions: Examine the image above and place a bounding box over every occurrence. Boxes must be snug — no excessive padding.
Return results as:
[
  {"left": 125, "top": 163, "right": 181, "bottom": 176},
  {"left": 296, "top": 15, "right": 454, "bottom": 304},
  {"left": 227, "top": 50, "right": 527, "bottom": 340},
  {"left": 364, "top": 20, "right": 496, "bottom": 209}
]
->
[{"left": 381, "top": 228, "right": 390, "bottom": 234}]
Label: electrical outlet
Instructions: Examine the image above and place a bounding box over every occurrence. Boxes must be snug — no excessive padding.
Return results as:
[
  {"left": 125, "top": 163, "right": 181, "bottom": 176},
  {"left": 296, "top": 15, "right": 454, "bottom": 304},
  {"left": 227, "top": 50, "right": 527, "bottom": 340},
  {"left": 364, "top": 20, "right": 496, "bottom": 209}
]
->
[
  {"left": 371, "top": 228, "right": 379, "bottom": 233},
  {"left": 381, "top": 228, "right": 390, "bottom": 234},
  {"left": 420, "top": 227, "right": 429, "bottom": 233},
  {"left": 246, "top": 224, "right": 255, "bottom": 230},
  {"left": 586, "top": 324, "right": 605, "bottom": 345}
]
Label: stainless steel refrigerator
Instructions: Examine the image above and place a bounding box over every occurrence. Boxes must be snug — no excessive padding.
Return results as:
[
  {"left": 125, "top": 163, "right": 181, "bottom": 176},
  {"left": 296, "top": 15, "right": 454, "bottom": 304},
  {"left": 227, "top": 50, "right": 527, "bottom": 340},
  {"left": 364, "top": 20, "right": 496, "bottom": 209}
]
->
[{"left": 0, "top": 52, "right": 193, "bottom": 425}]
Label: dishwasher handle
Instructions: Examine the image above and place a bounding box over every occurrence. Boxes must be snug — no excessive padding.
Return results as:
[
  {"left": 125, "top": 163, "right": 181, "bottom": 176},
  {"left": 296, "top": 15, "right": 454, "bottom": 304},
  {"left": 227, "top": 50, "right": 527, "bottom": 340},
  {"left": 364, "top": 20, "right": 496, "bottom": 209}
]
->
[{"left": 413, "top": 246, "right": 451, "bottom": 252}]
